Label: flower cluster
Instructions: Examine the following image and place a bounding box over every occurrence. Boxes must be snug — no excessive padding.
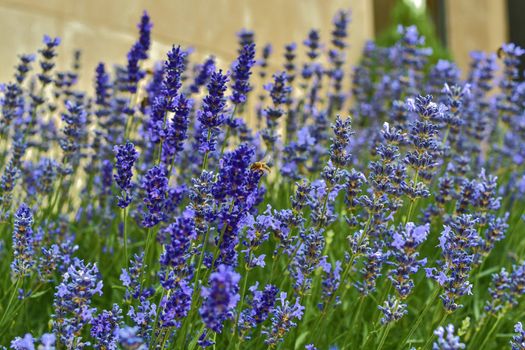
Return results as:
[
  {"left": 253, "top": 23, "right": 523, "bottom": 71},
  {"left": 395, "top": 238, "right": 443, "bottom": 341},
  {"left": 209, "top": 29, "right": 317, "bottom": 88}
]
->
[
  {"left": 113, "top": 141, "right": 139, "bottom": 208},
  {"left": 433, "top": 324, "right": 465, "bottom": 350},
  {"left": 52, "top": 258, "right": 103, "bottom": 348},
  {"left": 1, "top": 7, "right": 525, "bottom": 350},
  {"left": 10, "top": 203, "right": 34, "bottom": 277},
  {"left": 426, "top": 215, "right": 479, "bottom": 311},
  {"left": 199, "top": 264, "right": 240, "bottom": 333}
]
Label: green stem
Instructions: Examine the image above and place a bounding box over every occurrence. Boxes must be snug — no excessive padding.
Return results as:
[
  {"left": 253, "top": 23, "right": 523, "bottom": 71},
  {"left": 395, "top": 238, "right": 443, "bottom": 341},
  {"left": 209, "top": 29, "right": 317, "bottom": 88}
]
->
[
  {"left": 187, "top": 326, "right": 207, "bottom": 350},
  {"left": 123, "top": 207, "right": 129, "bottom": 267},
  {"left": 377, "top": 323, "right": 392, "bottom": 350},
  {"left": 177, "top": 227, "right": 210, "bottom": 348},
  {"left": 478, "top": 315, "right": 503, "bottom": 350},
  {"left": 399, "top": 287, "right": 440, "bottom": 349},
  {"left": 405, "top": 170, "right": 419, "bottom": 225},
  {"left": 139, "top": 228, "right": 155, "bottom": 289},
  {"left": 311, "top": 215, "right": 372, "bottom": 340},
  {"left": 202, "top": 129, "right": 212, "bottom": 170},
  {"left": 423, "top": 312, "right": 449, "bottom": 349},
  {"left": 343, "top": 296, "right": 366, "bottom": 347},
  {"left": 220, "top": 105, "right": 238, "bottom": 157},
  {"left": 234, "top": 267, "right": 251, "bottom": 347},
  {"left": 0, "top": 278, "right": 20, "bottom": 329}
]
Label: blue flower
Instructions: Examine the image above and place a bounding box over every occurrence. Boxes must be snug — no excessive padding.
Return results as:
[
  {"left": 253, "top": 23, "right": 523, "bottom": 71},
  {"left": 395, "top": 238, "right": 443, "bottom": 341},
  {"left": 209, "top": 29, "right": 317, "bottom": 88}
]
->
[
  {"left": 263, "top": 292, "right": 304, "bottom": 345},
  {"left": 118, "top": 326, "right": 147, "bottom": 350},
  {"left": 262, "top": 72, "right": 291, "bottom": 149},
  {"left": 197, "top": 70, "right": 229, "bottom": 154},
  {"left": 355, "top": 246, "right": 386, "bottom": 296},
  {"left": 485, "top": 261, "right": 525, "bottom": 314},
  {"left": 91, "top": 304, "right": 122, "bottom": 350},
  {"left": 162, "top": 94, "right": 192, "bottom": 164},
  {"left": 329, "top": 116, "right": 353, "bottom": 168},
  {"left": 425, "top": 215, "right": 479, "bottom": 311},
  {"left": 141, "top": 165, "right": 168, "bottom": 227},
  {"left": 231, "top": 43, "right": 256, "bottom": 105},
  {"left": 238, "top": 283, "right": 278, "bottom": 337},
  {"left": 137, "top": 11, "right": 152, "bottom": 59},
  {"left": 283, "top": 42, "right": 297, "bottom": 83},
  {"left": 163, "top": 45, "right": 187, "bottom": 100},
  {"left": 190, "top": 56, "right": 215, "bottom": 94},
  {"left": 94, "top": 63, "right": 111, "bottom": 109},
  {"left": 433, "top": 324, "right": 465, "bottom": 350},
  {"left": 511, "top": 322, "right": 525, "bottom": 350},
  {"left": 378, "top": 295, "right": 407, "bottom": 324},
  {"left": 1, "top": 83, "right": 24, "bottom": 131},
  {"left": 125, "top": 12, "right": 152, "bottom": 92},
  {"left": 258, "top": 44, "right": 272, "bottom": 80},
  {"left": 304, "top": 29, "right": 321, "bottom": 60},
  {"left": 237, "top": 29, "right": 255, "bottom": 49},
  {"left": 59, "top": 99, "right": 87, "bottom": 163},
  {"left": 388, "top": 223, "right": 429, "bottom": 298},
  {"left": 113, "top": 141, "right": 139, "bottom": 208},
  {"left": 38, "top": 35, "right": 61, "bottom": 86},
  {"left": 319, "top": 260, "right": 342, "bottom": 308},
  {"left": 291, "top": 228, "right": 326, "bottom": 293},
  {"left": 11, "top": 203, "right": 34, "bottom": 277},
  {"left": 52, "top": 258, "right": 103, "bottom": 348},
  {"left": 199, "top": 264, "right": 240, "bottom": 333},
  {"left": 14, "top": 54, "right": 35, "bottom": 85}
]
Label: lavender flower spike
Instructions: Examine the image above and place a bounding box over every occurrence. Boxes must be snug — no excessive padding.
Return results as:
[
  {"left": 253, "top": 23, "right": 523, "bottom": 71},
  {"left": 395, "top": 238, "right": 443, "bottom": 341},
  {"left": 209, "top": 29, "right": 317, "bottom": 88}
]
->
[
  {"left": 52, "top": 258, "right": 103, "bottom": 348},
  {"left": 432, "top": 324, "right": 465, "bottom": 350},
  {"left": 11, "top": 203, "right": 35, "bottom": 278},
  {"left": 199, "top": 264, "right": 240, "bottom": 333},
  {"left": 263, "top": 292, "right": 305, "bottom": 345},
  {"left": 114, "top": 141, "right": 139, "bottom": 208},
  {"left": 197, "top": 69, "right": 229, "bottom": 154},
  {"left": 511, "top": 322, "right": 525, "bottom": 350},
  {"left": 231, "top": 43, "right": 256, "bottom": 105}
]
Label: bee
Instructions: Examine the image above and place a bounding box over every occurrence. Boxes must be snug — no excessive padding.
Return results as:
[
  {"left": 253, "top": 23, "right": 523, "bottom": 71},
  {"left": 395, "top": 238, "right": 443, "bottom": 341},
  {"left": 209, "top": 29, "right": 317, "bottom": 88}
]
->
[
  {"left": 140, "top": 96, "right": 150, "bottom": 109},
  {"left": 497, "top": 46, "right": 505, "bottom": 59},
  {"left": 250, "top": 161, "right": 271, "bottom": 174}
]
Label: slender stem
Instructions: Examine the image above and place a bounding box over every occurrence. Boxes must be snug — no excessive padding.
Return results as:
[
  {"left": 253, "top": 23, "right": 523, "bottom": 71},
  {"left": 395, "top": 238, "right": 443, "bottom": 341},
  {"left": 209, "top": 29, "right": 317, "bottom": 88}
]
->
[
  {"left": 478, "top": 315, "right": 503, "bottom": 350},
  {"left": 139, "top": 227, "right": 154, "bottom": 289},
  {"left": 177, "top": 227, "right": 210, "bottom": 348},
  {"left": 220, "top": 105, "right": 238, "bottom": 157},
  {"left": 123, "top": 207, "right": 129, "bottom": 267},
  {"left": 41, "top": 174, "right": 64, "bottom": 222},
  {"left": 212, "top": 332, "right": 217, "bottom": 350},
  {"left": 343, "top": 296, "right": 366, "bottom": 347},
  {"left": 311, "top": 215, "right": 372, "bottom": 340},
  {"left": 377, "top": 323, "right": 392, "bottom": 350},
  {"left": 423, "top": 312, "right": 449, "bottom": 349},
  {"left": 399, "top": 286, "right": 440, "bottom": 349},
  {"left": 233, "top": 266, "right": 251, "bottom": 346},
  {"left": 187, "top": 325, "right": 207, "bottom": 350},
  {"left": 442, "top": 126, "right": 450, "bottom": 146},
  {"left": 405, "top": 170, "right": 419, "bottom": 225},
  {"left": 160, "top": 327, "right": 172, "bottom": 350},
  {"left": 0, "top": 278, "right": 20, "bottom": 328},
  {"left": 202, "top": 129, "right": 212, "bottom": 170},
  {"left": 151, "top": 288, "right": 167, "bottom": 346}
]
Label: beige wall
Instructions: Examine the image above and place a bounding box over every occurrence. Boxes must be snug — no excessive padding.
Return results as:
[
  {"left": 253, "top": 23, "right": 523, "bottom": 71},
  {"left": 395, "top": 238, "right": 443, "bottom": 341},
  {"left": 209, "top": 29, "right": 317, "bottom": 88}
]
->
[
  {"left": 0, "top": 0, "right": 510, "bottom": 91},
  {"left": 0, "top": 0, "right": 374, "bottom": 90},
  {"left": 446, "top": 0, "right": 508, "bottom": 75}
]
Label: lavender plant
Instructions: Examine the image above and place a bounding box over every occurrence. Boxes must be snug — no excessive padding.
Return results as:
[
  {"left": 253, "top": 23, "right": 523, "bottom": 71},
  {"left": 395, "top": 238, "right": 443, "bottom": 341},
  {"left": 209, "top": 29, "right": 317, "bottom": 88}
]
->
[{"left": 0, "top": 7, "right": 524, "bottom": 350}]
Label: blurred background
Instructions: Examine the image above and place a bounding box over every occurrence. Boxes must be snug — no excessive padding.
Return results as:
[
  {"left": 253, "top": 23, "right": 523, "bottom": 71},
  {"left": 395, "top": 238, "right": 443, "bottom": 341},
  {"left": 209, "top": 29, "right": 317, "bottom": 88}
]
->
[{"left": 0, "top": 0, "right": 523, "bottom": 89}]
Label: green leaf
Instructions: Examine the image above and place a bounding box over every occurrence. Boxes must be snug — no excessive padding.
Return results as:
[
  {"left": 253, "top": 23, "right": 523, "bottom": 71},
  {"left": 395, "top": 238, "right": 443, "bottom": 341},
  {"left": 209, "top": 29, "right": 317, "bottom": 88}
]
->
[
  {"left": 29, "top": 290, "right": 49, "bottom": 299},
  {"left": 294, "top": 330, "right": 309, "bottom": 349}
]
